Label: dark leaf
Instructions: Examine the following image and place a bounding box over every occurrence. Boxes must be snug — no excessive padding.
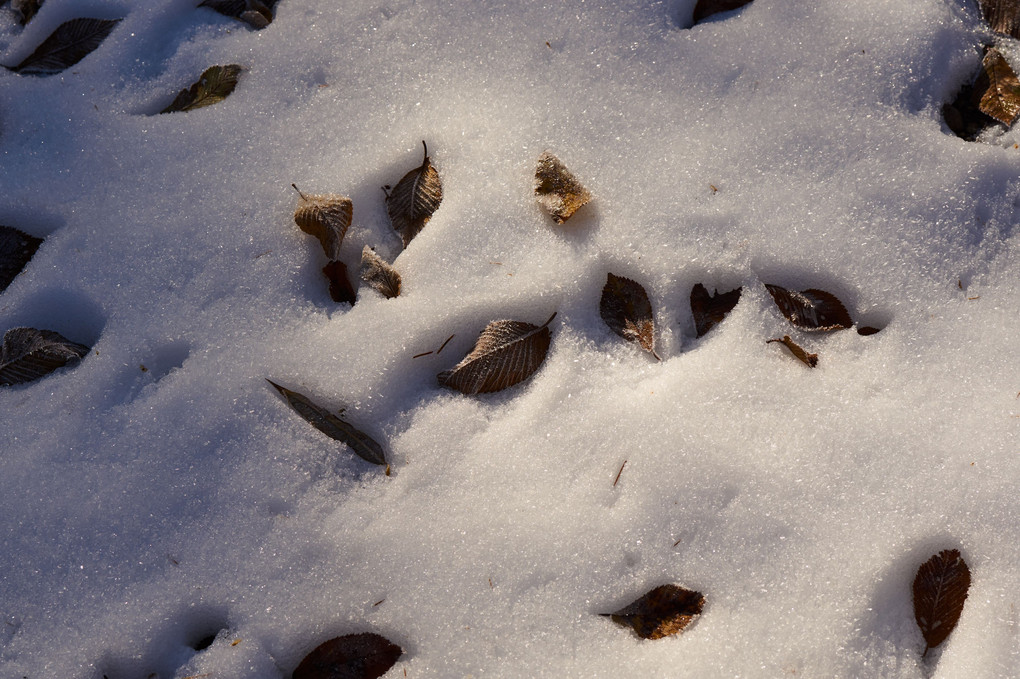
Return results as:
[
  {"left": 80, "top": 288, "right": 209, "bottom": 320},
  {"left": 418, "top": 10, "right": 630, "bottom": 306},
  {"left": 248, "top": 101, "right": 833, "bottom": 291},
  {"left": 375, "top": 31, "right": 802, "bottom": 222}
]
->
[
  {"left": 292, "top": 185, "right": 352, "bottom": 260},
  {"left": 438, "top": 313, "right": 556, "bottom": 394},
  {"left": 0, "top": 327, "right": 90, "bottom": 386},
  {"left": 602, "top": 584, "right": 705, "bottom": 640},
  {"left": 322, "top": 260, "right": 357, "bottom": 305},
  {"left": 600, "top": 273, "right": 660, "bottom": 360},
  {"left": 690, "top": 283, "right": 741, "bottom": 337},
  {"left": 0, "top": 226, "right": 43, "bottom": 293},
  {"left": 975, "top": 48, "right": 1020, "bottom": 126},
  {"left": 199, "top": 0, "right": 248, "bottom": 16},
  {"left": 8, "top": 17, "right": 121, "bottom": 76},
  {"left": 979, "top": 0, "right": 1020, "bottom": 39},
  {"left": 384, "top": 141, "right": 443, "bottom": 248},
  {"left": 360, "top": 246, "right": 401, "bottom": 299},
  {"left": 266, "top": 380, "right": 388, "bottom": 470},
  {"left": 13, "top": 0, "right": 43, "bottom": 25},
  {"left": 913, "top": 549, "right": 970, "bottom": 656},
  {"left": 765, "top": 284, "right": 852, "bottom": 331},
  {"left": 693, "top": 0, "right": 753, "bottom": 23},
  {"left": 857, "top": 326, "right": 881, "bottom": 336},
  {"left": 160, "top": 64, "right": 243, "bottom": 114},
  {"left": 239, "top": 7, "right": 271, "bottom": 29},
  {"left": 293, "top": 633, "right": 402, "bottom": 679},
  {"left": 534, "top": 151, "right": 591, "bottom": 224},
  {"left": 767, "top": 335, "right": 817, "bottom": 368}
]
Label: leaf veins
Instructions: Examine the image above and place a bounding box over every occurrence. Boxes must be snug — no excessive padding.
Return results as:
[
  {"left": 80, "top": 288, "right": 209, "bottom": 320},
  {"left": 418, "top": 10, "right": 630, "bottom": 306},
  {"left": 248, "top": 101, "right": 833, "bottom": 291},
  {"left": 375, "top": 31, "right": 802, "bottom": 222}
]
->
[
  {"left": 384, "top": 141, "right": 443, "bottom": 248},
  {"left": 292, "top": 185, "right": 352, "bottom": 261},
  {"left": 534, "top": 151, "right": 591, "bottom": 224},
  {"left": 765, "top": 284, "right": 852, "bottom": 331},
  {"left": 0, "top": 327, "right": 90, "bottom": 386},
  {"left": 913, "top": 549, "right": 970, "bottom": 658},
  {"left": 438, "top": 313, "right": 556, "bottom": 394},
  {"left": 979, "top": 0, "right": 1020, "bottom": 39},
  {"left": 690, "top": 283, "right": 741, "bottom": 337},
  {"left": 161, "top": 64, "right": 243, "bottom": 114},
  {"left": 767, "top": 335, "right": 818, "bottom": 368},
  {"left": 8, "top": 17, "right": 121, "bottom": 76},
  {"left": 975, "top": 48, "right": 1020, "bottom": 127},
  {"left": 360, "top": 246, "right": 401, "bottom": 299},
  {"left": 600, "top": 273, "right": 660, "bottom": 360},
  {"left": 602, "top": 584, "right": 705, "bottom": 640},
  {"left": 0, "top": 226, "right": 43, "bottom": 294}
]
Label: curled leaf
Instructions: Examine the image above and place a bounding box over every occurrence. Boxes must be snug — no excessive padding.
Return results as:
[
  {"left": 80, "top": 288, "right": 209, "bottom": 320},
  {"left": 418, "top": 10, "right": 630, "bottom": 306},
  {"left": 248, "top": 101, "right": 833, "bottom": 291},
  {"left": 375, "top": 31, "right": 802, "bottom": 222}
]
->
[
  {"left": 602, "top": 584, "right": 705, "bottom": 640},
  {"left": 0, "top": 327, "right": 90, "bottom": 386},
  {"left": 600, "top": 273, "right": 659, "bottom": 360},
  {"left": 266, "top": 380, "right": 388, "bottom": 470},
  {"left": 913, "top": 549, "right": 970, "bottom": 658},
  {"left": 975, "top": 48, "right": 1020, "bottom": 127},
  {"left": 690, "top": 283, "right": 741, "bottom": 337},
  {"left": 693, "top": 0, "right": 754, "bottom": 23},
  {"left": 293, "top": 633, "right": 402, "bottom": 679},
  {"left": 292, "top": 185, "right": 352, "bottom": 260},
  {"left": 360, "top": 246, "right": 401, "bottom": 299},
  {"left": 384, "top": 141, "right": 443, "bottom": 248},
  {"left": 0, "top": 226, "right": 43, "bottom": 293},
  {"left": 767, "top": 335, "right": 817, "bottom": 368},
  {"left": 8, "top": 17, "right": 121, "bottom": 76},
  {"left": 438, "top": 313, "right": 555, "bottom": 394},
  {"left": 765, "top": 284, "right": 852, "bottom": 331},
  {"left": 322, "top": 260, "right": 357, "bottom": 305},
  {"left": 534, "top": 151, "right": 591, "bottom": 224},
  {"left": 979, "top": 0, "right": 1020, "bottom": 39},
  {"left": 160, "top": 64, "right": 243, "bottom": 114}
]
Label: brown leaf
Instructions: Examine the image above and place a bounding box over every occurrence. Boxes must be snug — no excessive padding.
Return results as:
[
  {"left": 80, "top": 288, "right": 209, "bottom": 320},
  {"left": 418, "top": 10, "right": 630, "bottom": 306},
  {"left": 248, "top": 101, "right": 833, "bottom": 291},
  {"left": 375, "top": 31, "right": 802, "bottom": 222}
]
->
[
  {"left": 7, "top": 17, "right": 121, "bottom": 76},
  {"left": 602, "top": 585, "right": 705, "bottom": 640},
  {"left": 384, "top": 141, "right": 443, "bottom": 248},
  {"left": 438, "top": 313, "right": 556, "bottom": 394},
  {"left": 974, "top": 48, "right": 1020, "bottom": 127},
  {"left": 359, "top": 246, "right": 401, "bottom": 299},
  {"left": 200, "top": 0, "right": 275, "bottom": 28},
  {"left": 0, "top": 327, "right": 90, "bottom": 386},
  {"left": 322, "top": 260, "right": 357, "bottom": 305},
  {"left": 0, "top": 226, "right": 43, "bottom": 293},
  {"left": 857, "top": 326, "right": 881, "bottom": 336},
  {"left": 913, "top": 549, "right": 970, "bottom": 657},
  {"left": 693, "top": 0, "right": 753, "bottom": 23},
  {"left": 600, "top": 273, "right": 660, "bottom": 360},
  {"left": 765, "top": 284, "right": 852, "bottom": 331},
  {"left": 292, "top": 185, "right": 352, "bottom": 260},
  {"left": 161, "top": 64, "right": 243, "bottom": 114},
  {"left": 767, "top": 335, "right": 818, "bottom": 368},
  {"left": 979, "top": 0, "right": 1020, "bottom": 39},
  {"left": 12, "top": 0, "right": 43, "bottom": 25},
  {"left": 690, "top": 283, "right": 741, "bottom": 338},
  {"left": 293, "top": 633, "right": 402, "bottom": 679},
  {"left": 534, "top": 151, "right": 591, "bottom": 224}
]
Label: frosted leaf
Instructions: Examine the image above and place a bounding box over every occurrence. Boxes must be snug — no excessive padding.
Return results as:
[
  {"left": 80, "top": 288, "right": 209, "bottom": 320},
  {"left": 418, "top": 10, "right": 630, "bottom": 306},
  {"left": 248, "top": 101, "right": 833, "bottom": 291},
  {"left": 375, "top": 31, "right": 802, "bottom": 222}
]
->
[
  {"left": 0, "top": 327, "right": 90, "bottom": 386},
  {"left": 291, "top": 185, "right": 352, "bottom": 261},
  {"left": 384, "top": 141, "right": 443, "bottom": 248},
  {"left": 602, "top": 585, "right": 705, "bottom": 640},
  {"left": 8, "top": 17, "right": 121, "bottom": 76},
  {"left": 600, "top": 273, "right": 660, "bottom": 360},
  {"left": 438, "top": 313, "right": 556, "bottom": 394},
  {"left": 913, "top": 549, "right": 970, "bottom": 658},
  {"left": 976, "top": 48, "right": 1020, "bottom": 127},
  {"left": 765, "top": 284, "right": 852, "bottom": 331},
  {"left": 359, "top": 246, "right": 401, "bottom": 299},
  {"left": 534, "top": 151, "right": 591, "bottom": 224},
  {"left": 161, "top": 64, "right": 243, "bottom": 114}
]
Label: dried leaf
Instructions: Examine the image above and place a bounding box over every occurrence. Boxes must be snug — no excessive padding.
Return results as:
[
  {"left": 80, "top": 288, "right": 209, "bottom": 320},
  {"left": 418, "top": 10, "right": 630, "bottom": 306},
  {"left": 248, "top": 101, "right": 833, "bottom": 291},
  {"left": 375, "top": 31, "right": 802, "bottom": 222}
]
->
[
  {"left": 8, "top": 17, "right": 121, "bottom": 76},
  {"left": 979, "top": 0, "right": 1020, "bottom": 39},
  {"left": 0, "top": 327, "right": 90, "bottom": 386},
  {"left": 293, "top": 633, "right": 402, "bottom": 679},
  {"left": 534, "top": 151, "right": 591, "bottom": 224},
  {"left": 199, "top": 0, "right": 275, "bottom": 28},
  {"left": 602, "top": 585, "right": 705, "bottom": 640},
  {"left": 975, "top": 48, "right": 1020, "bottom": 127},
  {"left": 160, "top": 64, "right": 243, "bottom": 114},
  {"left": 857, "top": 326, "right": 881, "bottom": 336},
  {"left": 690, "top": 283, "right": 741, "bottom": 337},
  {"left": 767, "top": 335, "right": 818, "bottom": 368},
  {"left": 600, "top": 273, "right": 660, "bottom": 360},
  {"left": 0, "top": 226, "right": 43, "bottom": 293},
  {"left": 693, "top": 0, "right": 754, "bottom": 23},
  {"left": 12, "top": 0, "right": 43, "bottom": 25},
  {"left": 239, "top": 8, "right": 271, "bottom": 29},
  {"left": 438, "top": 313, "right": 556, "bottom": 394},
  {"left": 322, "top": 260, "right": 357, "bottom": 305},
  {"left": 913, "top": 549, "right": 970, "bottom": 657},
  {"left": 360, "top": 246, "right": 401, "bottom": 299},
  {"left": 266, "top": 380, "right": 388, "bottom": 470},
  {"left": 384, "top": 141, "right": 443, "bottom": 248},
  {"left": 765, "top": 284, "right": 852, "bottom": 331},
  {"left": 292, "top": 185, "right": 352, "bottom": 261}
]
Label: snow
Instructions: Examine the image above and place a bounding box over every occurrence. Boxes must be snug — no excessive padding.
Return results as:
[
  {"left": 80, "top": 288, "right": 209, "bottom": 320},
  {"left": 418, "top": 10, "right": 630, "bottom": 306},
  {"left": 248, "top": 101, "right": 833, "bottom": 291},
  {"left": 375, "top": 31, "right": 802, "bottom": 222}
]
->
[{"left": 0, "top": 0, "right": 1018, "bottom": 677}]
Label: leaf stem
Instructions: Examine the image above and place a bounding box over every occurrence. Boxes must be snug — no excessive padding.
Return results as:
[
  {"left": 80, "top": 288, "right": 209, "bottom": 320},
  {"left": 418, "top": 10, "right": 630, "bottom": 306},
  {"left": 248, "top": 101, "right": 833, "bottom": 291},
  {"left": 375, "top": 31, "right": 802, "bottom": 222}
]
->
[{"left": 291, "top": 183, "right": 307, "bottom": 200}]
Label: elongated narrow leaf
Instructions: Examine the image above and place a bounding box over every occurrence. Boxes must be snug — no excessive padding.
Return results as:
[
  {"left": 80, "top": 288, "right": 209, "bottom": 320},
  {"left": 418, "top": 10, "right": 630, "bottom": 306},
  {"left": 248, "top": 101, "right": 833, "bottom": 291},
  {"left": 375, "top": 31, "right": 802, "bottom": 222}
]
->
[
  {"left": 322, "top": 260, "right": 356, "bottom": 305},
  {"left": 161, "top": 64, "right": 243, "bottom": 114},
  {"left": 765, "top": 284, "right": 852, "bottom": 331},
  {"left": 291, "top": 185, "right": 352, "bottom": 260},
  {"left": 293, "top": 633, "right": 402, "bottom": 679},
  {"left": 360, "top": 246, "right": 401, "bottom": 299},
  {"left": 693, "top": 0, "right": 753, "bottom": 23},
  {"left": 266, "top": 380, "right": 388, "bottom": 470},
  {"left": 975, "top": 48, "right": 1020, "bottom": 126},
  {"left": 913, "top": 549, "right": 970, "bottom": 657},
  {"left": 767, "top": 335, "right": 817, "bottom": 368},
  {"left": 601, "top": 273, "right": 660, "bottom": 360},
  {"left": 13, "top": 0, "right": 43, "bottom": 25},
  {"left": 438, "top": 313, "right": 555, "bottom": 394},
  {"left": 384, "top": 141, "right": 443, "bottom": 248},
  {"left": 690, "top": 283, "right": 741, "bottom": 337},
  {"left": 534, "top": 151, "right": 591, "bottom": 224},
  {"left": 0, "top": 226, "right": 43, "bottom": 293},
  {"left": 602, "top": 585, "right": 705, "bottom": 640},
  {"left": 980, "top": 0, "right": 1020, "bottom": 39},
  {"left": 9, "top": 17, "right": 121, "bottom": 75},
  {"left": 0, "top": 327, "right": 90, "bottom": 386}
]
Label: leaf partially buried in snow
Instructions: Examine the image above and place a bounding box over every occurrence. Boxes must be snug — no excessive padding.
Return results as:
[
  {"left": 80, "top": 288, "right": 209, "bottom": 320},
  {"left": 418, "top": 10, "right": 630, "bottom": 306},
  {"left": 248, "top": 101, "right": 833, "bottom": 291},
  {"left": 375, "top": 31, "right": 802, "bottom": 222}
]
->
[
  {"left": 0, "top": 327, "right": 90, "bottom": 386},
  {"left": 384, "top": 141, "right": 443, "bottom": 248},
  {"left": 767, "top": 335, "right": 818, "bottom": 368},
  {"left": 438, "top": 313, "right": 556, "bottom": 394},
  {"left": 360, "top": 246, "right": 401, "bottom": 299},
  {"left": 765, "top": 284, "right": 852, "bottom": 331},
  {"left": 8, "top": 17, "right": 121, "bottom": 76},
  {"left": 690, "top": 283, "right": 741, "bottom": 338},
  {"left": 12, "top": 0, "right": 43, "bottom": 25},
  {"left": 293, "top": 633, "right": 402, "bottom": 679},
  {"left": 291, "top": 185, "right": 352, "bottom": 261},
  {"left": 266, "top": 380, "right": 388, "bottom": 471},
  {"left": 693, "top": 0, "right": 754, "bottom": 23},
  {"left": 534, "top": 151, "right": 591, "bottom": 224},
  {"left": 601, "top": 273, "right": 660, "bottom": 360},
  {"left": 602, "top": 585, "right": 705, "bottom": 640},
  {"left": 913, "top": 549, "right": 970, "bottom": 658},
  {"left": 975, "top": 48, "right": 1020, "bottom": 126},
  {"left": 160, "top": 64, "right": 243, "bottom": 114},
  {"left": 322, "top": 260, "right": 357, "bottom": 305},
  {"left": 979, "top": 0, "right": 1020, "bottom": 39},
  {"left": 0, "top": 226, "right": 43, "bottom": 293},
  {"left": 199, "top": 0, "right": 275, "bottom": 28}
]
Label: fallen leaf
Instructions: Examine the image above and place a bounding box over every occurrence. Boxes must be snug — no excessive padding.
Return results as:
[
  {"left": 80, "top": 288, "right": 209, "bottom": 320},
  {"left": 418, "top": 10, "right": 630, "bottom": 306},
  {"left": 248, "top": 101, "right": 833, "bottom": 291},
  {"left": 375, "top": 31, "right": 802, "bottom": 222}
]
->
[
  {"left": 913, "top": 549, "right": 970, "bottom": 658},
  {"left": 0, "top": 226, "right": 43, "bottom": 293},
  {"left": 161, "top": 64, "right": 243, "bottom": 113},
  {"left": 979, "top": 0, "right": 1020, "bottom": 39},
  {"left": 693, "top": 0, "right": 754, "bottom": 23},
  {"left": 199, "top": 0, "right": 275, "bottom": 28},
  {"left": 12, "top": 0, "right": 43, "bottom": 25},
  {"left": 0, "top": 327, "right": 90, "bottom": 386},
  {"left": 360, "top": 246, "right": 401, "bottom": 299},
  {"left": 266, "top": 380, "right": 388, "bottom": 470},
  {"left": 690, "top": 283, "right": 741, "bottom": 337},
  {"left": 857, "top": 326, "right": 881, "bottom": 336},
  {"left": 384, "top": 141, "right": 443, "bottom": 248},
  {"left": 767, "top": 335, "right": 817, "bottom": 368},
  {"left": 438, "top": 313, "right": 556, "bottom": 394},
  {"left": 765, "top": 284, "right": 853, "bottom": 331},
  {"left": 600, "top": 273, "right": 660, "bottom": 360},
  {"left": 239, "top": 7, "right": 271, "bottom": 29},
  {"left": 322, "top": 260, "right": 357, "bottom": 305},
  {"left": 8, "top": 17, "right": 121, "bottom": 76},
  {"left": 534, "top": 151, "right": 591, "bottom": 224},
  {"left": 293, "top": 633, "right": 402, "bottom": 679},
  {"left": 292, "top": 185, "right": 352, "bottom": 261},
  {"left": 602, "top": 584, "right": 705, "bottom": 640},
  {"left": 975, "top": 48, "right": 1020, "bottom": 126}
]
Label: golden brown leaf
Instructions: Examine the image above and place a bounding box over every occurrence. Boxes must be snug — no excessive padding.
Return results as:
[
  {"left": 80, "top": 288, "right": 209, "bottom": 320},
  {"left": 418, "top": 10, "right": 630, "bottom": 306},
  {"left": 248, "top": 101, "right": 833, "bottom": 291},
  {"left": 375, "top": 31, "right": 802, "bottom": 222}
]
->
[
  {"left": 767, "top": 335, "right": 817, "bottom": 368},
  {"left": 534, "top": 151, "right": 592, "bottom": 224},
  {"left": 600, "top": 273, "right": 659, "bottom": 360},
  {"left": 359, "top": 246, "right": 401, "bottom": 299},
  {"left": 292, "top": 185, "right": 352, "bottom": 261},
  {"left": 975, "top": 48, "right": 1020, "bottom": 127},
  {"left": 438, "top": 313, "right": 555, "bottom": 394},
  {"left": 384, "top": 141, "right": 443, "bottom": 248},
  {"left": 160, "top": 64, "right": 243, "bottom": 113},
  {"left": 602, "top": 585, "right": 705, "bottom": 640}
]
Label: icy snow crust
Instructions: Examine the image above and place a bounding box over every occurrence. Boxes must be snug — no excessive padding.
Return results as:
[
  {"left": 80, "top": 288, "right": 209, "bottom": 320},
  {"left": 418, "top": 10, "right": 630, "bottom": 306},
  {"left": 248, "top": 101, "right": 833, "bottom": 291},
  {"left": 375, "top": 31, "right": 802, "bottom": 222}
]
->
[{"left": 0, "top": 0, "right": 1018, "bottom": 677}]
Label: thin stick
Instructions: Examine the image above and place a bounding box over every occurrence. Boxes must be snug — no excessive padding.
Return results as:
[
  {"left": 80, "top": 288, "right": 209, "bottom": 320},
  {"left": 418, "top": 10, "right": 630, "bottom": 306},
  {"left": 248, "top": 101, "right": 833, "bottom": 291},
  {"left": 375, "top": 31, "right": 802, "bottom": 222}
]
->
[
  {"left": 373, "top": 599, "right": 385, "bottom": 607},
  {"left": 436, "top": 334, "right": 455, "bottom": 354},
  {"left": 291, "top": 183, "right": 307, "bottom": 200},
  {"left": 673, "top": 538, "right": 682, "bottom": 547},
  {"left": 613, "top": 460, "right": 627, "bottom": 487},
  {"left": 412, "top": 351, "right": 433, "bottom": 359}
]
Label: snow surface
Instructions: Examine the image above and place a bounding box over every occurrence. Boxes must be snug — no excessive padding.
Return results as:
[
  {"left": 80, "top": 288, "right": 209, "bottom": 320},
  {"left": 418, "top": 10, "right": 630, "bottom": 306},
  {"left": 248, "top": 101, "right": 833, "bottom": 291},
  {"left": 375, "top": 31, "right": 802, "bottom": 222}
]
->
[{"left": 0, "top": 0, "right": 1018, "bottom": 677}]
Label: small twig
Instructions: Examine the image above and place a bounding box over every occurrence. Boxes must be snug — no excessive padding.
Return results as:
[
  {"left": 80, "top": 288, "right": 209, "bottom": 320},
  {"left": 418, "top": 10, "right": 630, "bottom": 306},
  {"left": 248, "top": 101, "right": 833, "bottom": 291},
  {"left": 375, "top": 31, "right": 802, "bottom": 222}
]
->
[
  {"left": 291, "top": 183, "right": 307, "bottom": 200},
  {"left": 254, "top": 249, "right": 272, "bottom": 260},
  {"left": 412, "top": 351, "right": 433, "bottom": 359},
  {"left": 167, "top": 554, "right": 179, "bottom": 566},
  {"left": 488, "top": 578, "right": 494, "bottom": 589},
  {"left": 436, "top": 334, "right": 455, "bottom": 354},
  {"left": 613, "top": 460, "right": 627, "bottom": 487},
  {"left": 709, "top": 184, "right": 718, "bottom": 193},
  {"left": 967, "top": 296, "right": 980, "bottom": 300},
  {"left": 231, "top": 638, "right": 241, "bottom": 646},
  {"left": 373, "top": 599, "right": 385, "bottom": 607}
]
